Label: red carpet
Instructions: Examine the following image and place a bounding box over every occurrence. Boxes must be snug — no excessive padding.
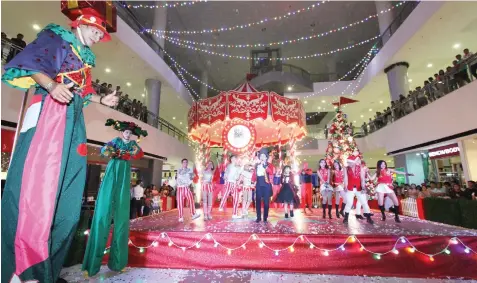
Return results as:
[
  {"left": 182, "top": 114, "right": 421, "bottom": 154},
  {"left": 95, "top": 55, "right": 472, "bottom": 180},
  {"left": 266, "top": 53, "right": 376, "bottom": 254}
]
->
[{"left": 104, "top": 209, "right": 477, "bottom": 279}]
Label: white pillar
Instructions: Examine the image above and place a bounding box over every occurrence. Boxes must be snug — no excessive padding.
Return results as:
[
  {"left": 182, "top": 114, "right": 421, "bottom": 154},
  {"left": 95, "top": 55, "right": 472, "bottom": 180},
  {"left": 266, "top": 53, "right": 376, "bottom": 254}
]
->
[
  {"left": 145, "top": 79, "right": 161, "bottom": 119},
  {"left": 153, "top": 6, "right": 167, "bottom": 57},
  {"left": 375, "top": 1, "right": 395, "bottom": 44},
  {"left": 200, "top": 71, "right": 208, "bottom": 99},
  {"left": 459, "top": 140, "right": 477, "bottom": 182},
  {"left": 384, "top": 62, "right": 410, "bottom": 101}
]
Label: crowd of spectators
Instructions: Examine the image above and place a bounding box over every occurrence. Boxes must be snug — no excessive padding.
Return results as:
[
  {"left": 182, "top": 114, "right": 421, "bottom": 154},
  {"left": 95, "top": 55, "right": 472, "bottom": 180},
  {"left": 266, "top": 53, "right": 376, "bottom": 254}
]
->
[
  {"left": 361, "top": 48, "right": 477, "bottom": 136},
  {"left": 395, "top": 180, "right": 477, "bottom": 201},
  {"left": 1, "top": 32, "right": 26, "bottom": 62}
]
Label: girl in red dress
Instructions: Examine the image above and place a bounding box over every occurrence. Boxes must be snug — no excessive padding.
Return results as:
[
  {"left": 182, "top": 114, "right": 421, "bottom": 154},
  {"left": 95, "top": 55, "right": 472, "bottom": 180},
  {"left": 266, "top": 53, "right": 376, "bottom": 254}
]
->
[
  {"left": 318, "top": 159, "right": 332, "bottom": 219},
  {"left": 332, "top": 160, "right": 346, "bottom": 218},
  {"left": 371, "top": 160, "right": 412, "bottom": 222}
]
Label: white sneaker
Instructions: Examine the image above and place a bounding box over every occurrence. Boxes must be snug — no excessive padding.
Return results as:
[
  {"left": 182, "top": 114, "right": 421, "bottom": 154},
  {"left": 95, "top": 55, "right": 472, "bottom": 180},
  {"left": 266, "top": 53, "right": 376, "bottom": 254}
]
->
[
  {"left": 218, "top": 208, "right": 224, "bottom": 212},
  {"left": 178, "top": 217, "right": 184, "bottom": 223},
  {"left": 208, "top": 215, "right": 213, "bottom": 220},
  {"left": 232, "top": 214, "right": 242, "bottom": 219},
  {"left": 191, "top": 213, "right": 201, "bottom": 220}
]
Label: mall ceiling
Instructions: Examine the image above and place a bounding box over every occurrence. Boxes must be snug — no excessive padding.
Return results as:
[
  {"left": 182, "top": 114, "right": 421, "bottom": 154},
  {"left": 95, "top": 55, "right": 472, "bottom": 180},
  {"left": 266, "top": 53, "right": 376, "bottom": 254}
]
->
[{"left": 132, "top": 1, "right": 386, "bottom": 93}]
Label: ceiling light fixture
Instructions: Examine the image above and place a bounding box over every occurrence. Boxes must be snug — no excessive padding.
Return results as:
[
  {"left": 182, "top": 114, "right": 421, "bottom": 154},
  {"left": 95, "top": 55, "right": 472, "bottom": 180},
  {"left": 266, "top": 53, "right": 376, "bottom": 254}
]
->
[
  {"left": 141, "top": 94, "right": 145, "bottom": 97},
  {"left": 105, "top": 68, "right": 111, "bottom": 73},
  {"left": 304, "top": 101, "right": 308, "bottom": 104},
  {"left": 427, "top": 63, "right": 433, "bottom": 68},
  {"left": 126, "top": 82, "right": 131, "bottom": 87},
  {"left": 408, "top": 79, "right": 412, "bottom": 83},
  {"left": 173, "top": 117, "right": 176, "bottom": 120},
  {"left": 32, "top": 24, "right": 41, "bottom": 31},
  {"left": 379, "top": 101, "right": 383, "bottom": 104},
  {"left": 369, "top": 108, "right": 373, "bottom": 112},
  {"left": 453, "top": 43, "right": 461, "bottom": 49},
  {"left": 360, "top": 115, "right": 364, "bottom": 118},
  {"left": 287, "top": 86, "right": 293, "bottom": 91},
  {"left": 321, "top": 100, "right": 326, "bottom": 103}
]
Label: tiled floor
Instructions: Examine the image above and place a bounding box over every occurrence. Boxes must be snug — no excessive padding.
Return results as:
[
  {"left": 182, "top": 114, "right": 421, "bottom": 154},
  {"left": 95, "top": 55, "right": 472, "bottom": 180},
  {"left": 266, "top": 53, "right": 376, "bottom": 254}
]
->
[{"left": 60, "top": 265, "right": 476, "bottom": 283}]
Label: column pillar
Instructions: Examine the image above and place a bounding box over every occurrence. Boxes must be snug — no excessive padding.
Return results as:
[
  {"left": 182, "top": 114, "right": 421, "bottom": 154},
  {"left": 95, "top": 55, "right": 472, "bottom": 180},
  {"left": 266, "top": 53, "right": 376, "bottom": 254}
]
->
[
  {"left": 393, "top": 154, "right": 409, "bottom": 184},
  {"left": 145, "top": 79, "right": 161, "bottom": 121},
  {"left": 384, "top": 62, "right": 410, "bottom": 101},
  {"left": 375, "top": 1, "right": 395, "bottom": 44},
  {"left": 150, "top": 159, "right": 164, "bottom": 187},
  {"left": 152, "top": 6, "right": 167, "bottom": 57},
  {"left": 326, "top": 57, "right": 338, "bottom": 81},
  {"left": 200, "top": 71, "right": 208, "bottom": 99}
]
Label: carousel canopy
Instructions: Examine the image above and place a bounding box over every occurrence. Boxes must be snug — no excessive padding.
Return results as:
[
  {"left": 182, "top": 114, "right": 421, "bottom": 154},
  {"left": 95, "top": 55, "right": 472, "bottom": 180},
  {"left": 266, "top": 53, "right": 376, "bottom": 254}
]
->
[{"left": 188, "top": 81, "right": 307, "bottom": 154}]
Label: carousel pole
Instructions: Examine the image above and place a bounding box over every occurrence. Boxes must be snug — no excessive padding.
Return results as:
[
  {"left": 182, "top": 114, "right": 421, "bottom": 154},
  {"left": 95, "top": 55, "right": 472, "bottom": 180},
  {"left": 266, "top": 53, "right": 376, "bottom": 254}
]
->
[{"left": 9, "top": 87, "right": 33, "bottom": 168}]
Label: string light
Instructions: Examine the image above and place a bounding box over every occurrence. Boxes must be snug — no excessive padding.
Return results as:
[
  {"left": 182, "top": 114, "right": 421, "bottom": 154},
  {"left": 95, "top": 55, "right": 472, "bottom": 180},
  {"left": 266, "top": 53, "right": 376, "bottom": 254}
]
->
[
  {"left": 150, "top": 2, "right": 403, "bottom": 48},
  {"left": 125, "top": 1, "right": 206, "bottom": 9},
  {"left": 400, "top": 237, "right": 406, "bottom": 244},
  {"left": 174, "top": 63, "right": 199, "bottom": 100},
  {"left": 163, "top": 35, "right": 380, "bottom": 61},
  {"left": 97, "top": 232, "right": 476, "bottom": 261},
  {"left": 148, "top": 2, "right": 327, "bottom": 34},
  {"left": 83, "top": 230, "right": 89, "bottom": 235}
]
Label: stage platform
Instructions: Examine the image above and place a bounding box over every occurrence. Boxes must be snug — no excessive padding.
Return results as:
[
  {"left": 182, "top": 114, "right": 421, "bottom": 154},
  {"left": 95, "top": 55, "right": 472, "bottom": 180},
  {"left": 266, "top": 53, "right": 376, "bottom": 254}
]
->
[{"left": 112, "top": 208, "right": 477, "bottom": 279}]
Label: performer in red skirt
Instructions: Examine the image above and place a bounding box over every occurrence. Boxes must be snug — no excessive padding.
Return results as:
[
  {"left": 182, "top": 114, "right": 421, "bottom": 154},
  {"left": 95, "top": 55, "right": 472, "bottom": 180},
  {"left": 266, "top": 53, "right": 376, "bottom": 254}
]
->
[
  {"left": 332, "top": 160, "right": 346, "bottom": 218},
  {"left": 301, "top": 163, "right": 314, "bottom": 214},
  {"left": 371, "top": 160, "right": 412, "bottom": 222},
  {"left": 318, "top": 159, "right": 332, "bottom": 219}
]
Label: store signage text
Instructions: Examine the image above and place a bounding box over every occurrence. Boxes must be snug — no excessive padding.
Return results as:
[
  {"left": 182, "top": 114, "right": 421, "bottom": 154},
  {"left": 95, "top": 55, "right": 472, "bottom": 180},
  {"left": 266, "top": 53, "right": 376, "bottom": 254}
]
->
[{"left": 428, "top": 144, "right": 460, "bottom": 159}]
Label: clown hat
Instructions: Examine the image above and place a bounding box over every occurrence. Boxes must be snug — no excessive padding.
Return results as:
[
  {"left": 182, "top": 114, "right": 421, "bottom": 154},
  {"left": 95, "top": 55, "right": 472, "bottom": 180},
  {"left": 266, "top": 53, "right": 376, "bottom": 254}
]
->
[
  {"left": 105, "top": 119, "right": 148, "bottom": 138},
  {"left": 70, "top": 14, "right": 111, "bottom": 42}
]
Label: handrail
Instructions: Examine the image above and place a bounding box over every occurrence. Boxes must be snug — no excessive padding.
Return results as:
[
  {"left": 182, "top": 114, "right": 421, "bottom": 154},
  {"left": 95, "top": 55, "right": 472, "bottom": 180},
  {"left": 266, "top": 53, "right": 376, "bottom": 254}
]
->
[{"left": 1, "top": 38, "right": 191, "bottom": 144}]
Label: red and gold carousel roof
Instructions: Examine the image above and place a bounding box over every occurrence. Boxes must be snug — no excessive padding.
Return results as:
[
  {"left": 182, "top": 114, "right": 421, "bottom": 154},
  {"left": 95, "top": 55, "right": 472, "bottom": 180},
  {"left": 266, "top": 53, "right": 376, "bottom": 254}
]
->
[{"left": 187, "top": 82, "right": 307, "bottom": 148}]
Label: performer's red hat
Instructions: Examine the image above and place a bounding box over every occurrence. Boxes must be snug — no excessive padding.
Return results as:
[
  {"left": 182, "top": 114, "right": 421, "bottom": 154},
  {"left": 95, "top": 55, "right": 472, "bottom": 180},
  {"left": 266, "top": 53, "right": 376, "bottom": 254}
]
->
[
  {"left": 70, "top": 14, "right": 111, "bottom": 42},
  {"left": 347, "top": 155, "right": 359, "bottom": 161}
]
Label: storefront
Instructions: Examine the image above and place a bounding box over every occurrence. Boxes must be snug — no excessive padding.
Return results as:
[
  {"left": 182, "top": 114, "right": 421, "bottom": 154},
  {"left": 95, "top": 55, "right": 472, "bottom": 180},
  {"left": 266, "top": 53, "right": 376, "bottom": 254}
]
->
[{"left": 427, "top": 143, "right": 465, "bottom": 185}]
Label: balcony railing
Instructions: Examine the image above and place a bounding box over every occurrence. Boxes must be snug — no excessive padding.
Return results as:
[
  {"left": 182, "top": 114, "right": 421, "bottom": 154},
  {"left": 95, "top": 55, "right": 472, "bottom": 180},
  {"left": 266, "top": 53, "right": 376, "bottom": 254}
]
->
[{"left": 1, "top": 38, "right": 191, "bottom": 144}]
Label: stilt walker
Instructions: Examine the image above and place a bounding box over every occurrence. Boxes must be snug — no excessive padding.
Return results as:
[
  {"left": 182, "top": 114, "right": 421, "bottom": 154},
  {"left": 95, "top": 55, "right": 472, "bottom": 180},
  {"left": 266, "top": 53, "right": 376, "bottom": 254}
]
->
[
  {"left": 82, "top": 120, "right": 147, "bottom": 277},
  {"left": 0, "top": 12, "right": 118, "bottom": 283},
  {"left": 332, "top": 160, "right": 346, "bottom": 218}
]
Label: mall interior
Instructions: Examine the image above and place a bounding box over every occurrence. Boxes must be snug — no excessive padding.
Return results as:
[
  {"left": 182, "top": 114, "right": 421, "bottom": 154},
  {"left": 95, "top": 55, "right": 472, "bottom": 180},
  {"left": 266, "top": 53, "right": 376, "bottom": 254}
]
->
[{"left": 1, "top": 1, "right": 477, "bottom": 282}]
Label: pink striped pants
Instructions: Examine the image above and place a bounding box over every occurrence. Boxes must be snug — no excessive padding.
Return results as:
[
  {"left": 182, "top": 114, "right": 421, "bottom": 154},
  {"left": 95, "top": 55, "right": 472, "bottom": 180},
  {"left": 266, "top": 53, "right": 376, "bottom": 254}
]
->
[
  {"left": 177, "top": 186, "right": 196, "bottom": 219},
  {"left": 219, "top": 181, "right": 240, "bottom": 215},
  {"left": 202, "top": 183, "right": 213, "bottom": 216}
]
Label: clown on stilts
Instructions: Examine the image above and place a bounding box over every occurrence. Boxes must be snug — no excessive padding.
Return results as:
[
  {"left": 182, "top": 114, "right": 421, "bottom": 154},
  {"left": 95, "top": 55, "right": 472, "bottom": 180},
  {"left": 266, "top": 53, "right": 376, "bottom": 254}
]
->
[
  {"left": 82, "top": 120, "right": 147, "bottom": 277},
  {"left": 1, "top": 12, "right": 118, "bottom": 283}
]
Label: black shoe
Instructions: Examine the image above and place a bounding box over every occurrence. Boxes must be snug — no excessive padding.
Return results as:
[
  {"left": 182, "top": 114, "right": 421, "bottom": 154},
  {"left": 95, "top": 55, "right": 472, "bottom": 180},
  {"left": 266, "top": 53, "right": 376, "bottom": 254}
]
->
[
  {"left": 339, "top": 206, "right": 345, "bottom": 217},
  {"left": 290, "top": 210, "right": 294, "bottom": 217},
  {"left": 56, "top": 278, "right": 68, "bottom": 283},
  {"left": 336, "top": 208, "right": 340, "bottom": 218},
  {"left": 285, "top": 213, "right": 289, "bottom": 219},
  {"left": 328, "top": 208, "right": 332, "bottom": 219},
  {"left": 355, "top": 214, "right": 364, "bottom": 220},
  {"left": 365, "top": 213, "right": 374, "bottom": 224},
  {"left": 379, "top": 205, "right": 386, "bottom": 221},
  {"left": 395, "top": 215, "right": 401, "bottom": 223},
  {"left": 322, "top": 204, "right": 327, "bottom": 218},
  {"left": 343, "top": 212, "right": 349, "bottom": 224},
  {"left": 255, "top": 219, "right": 261, "bottom": 223},
  {"left": 263, "top": 219, "right": 268, "bottom": 223}
]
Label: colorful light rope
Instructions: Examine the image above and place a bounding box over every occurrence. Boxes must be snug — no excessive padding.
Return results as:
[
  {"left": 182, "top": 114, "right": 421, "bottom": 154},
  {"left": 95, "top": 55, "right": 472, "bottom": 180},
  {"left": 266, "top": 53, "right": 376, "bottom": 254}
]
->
[
  {"left": 149, "top": 2, "right": 327, "bottom": 34},
  {"left": 91, "top": 231, "right": 476, "bottom": 261},
  {"left": 162, "top": 49, "right": 221, "bottom": 92},
  {"left": 174, "top": 63, "right": 199, "bottom": 100},
  {"left": 125, "top": 1, "right": 206, "bottom": 9},
  {"left": 149, "top": 2, "right": 403, "bottom": 49},
  {"left": 161, "top": 35, "right": 380, "bottom": 61}
]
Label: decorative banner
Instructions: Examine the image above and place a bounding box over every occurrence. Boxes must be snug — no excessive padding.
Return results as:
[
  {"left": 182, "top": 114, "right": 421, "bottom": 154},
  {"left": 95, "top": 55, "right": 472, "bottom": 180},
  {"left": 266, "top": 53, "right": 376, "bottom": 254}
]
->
[
  {"left": 222, "top": 121, "right": 257, "bottom": 155},
  {"left": 270, "top": 93, "right": 300, "bottom": 125},
  {"left": 187, "top": 102, "right": 198, "bottom": 130},
  {"left": 228, "top": 91, "right": 268, "bottom": 121},
  {"left": 197, "top": 94, "right": 226, "bottom": 126}
]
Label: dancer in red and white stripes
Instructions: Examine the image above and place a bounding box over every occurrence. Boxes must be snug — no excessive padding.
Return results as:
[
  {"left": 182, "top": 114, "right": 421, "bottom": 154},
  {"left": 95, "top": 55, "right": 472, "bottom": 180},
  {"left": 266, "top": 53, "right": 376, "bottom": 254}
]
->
[
  {"left": 219, "top": 155, "right": 242, "bottom": 218},
  {"left": 176, "top": 159, "right": 201, "bottom": 222},
  {"left": 201, "top": 160, "right": 215, "bottom": 220}
]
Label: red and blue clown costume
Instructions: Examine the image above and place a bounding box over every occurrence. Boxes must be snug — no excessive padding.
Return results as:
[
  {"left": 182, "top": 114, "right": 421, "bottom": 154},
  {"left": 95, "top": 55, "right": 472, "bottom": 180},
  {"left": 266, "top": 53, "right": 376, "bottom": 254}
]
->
[{"left": 1, "top": 15, "right": 111, "bottom": 283}]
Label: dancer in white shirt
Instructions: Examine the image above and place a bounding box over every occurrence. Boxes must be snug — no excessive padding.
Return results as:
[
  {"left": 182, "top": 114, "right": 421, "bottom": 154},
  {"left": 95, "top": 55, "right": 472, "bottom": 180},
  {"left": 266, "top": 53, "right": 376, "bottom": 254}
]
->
[
  {"left": 201, "top": 161, "right": 215, "bottom": 220},
  {"left": 238, "top": 163, "right": 255, "bottom": 217},
  {"left": 176, "top": 159, "right": 200, "bottom": 222},
  {"left": 219, "top": 155, "right": 242, "bottom": 218}
]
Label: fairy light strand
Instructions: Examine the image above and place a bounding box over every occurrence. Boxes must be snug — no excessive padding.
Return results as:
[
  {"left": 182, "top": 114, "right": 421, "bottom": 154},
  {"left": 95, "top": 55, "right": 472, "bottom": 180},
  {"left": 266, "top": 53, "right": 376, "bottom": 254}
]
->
[
  {"left": 125, "top": 1, "right": 206, "bottom": 9},
  {"left": 149, "top": 2, "right": 403, "bottom": 49},
  {"left": 148, "top": 2, "right": 327, "bottom": 35},
  {"left": 174, "top": 63, "right": 199, "bottom": 100},
  {"left": 96, "top": 232, "right": 476, "bottom": 260},
  {"left": 161, "top": 35, "right": 380, "bottom": 61}
]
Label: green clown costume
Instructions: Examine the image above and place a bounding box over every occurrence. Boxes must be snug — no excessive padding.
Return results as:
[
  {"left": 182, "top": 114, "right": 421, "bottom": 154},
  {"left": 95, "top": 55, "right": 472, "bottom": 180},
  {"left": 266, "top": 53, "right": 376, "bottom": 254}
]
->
[{"left": 82, "top": 119, "right": 147, "bottom": 276}]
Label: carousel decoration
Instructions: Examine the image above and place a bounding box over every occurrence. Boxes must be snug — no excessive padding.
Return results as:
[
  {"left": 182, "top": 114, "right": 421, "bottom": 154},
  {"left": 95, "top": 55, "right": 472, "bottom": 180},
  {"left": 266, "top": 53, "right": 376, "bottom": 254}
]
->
[{"left": 188, "top": 80, "right": 307, "bottom": 169}]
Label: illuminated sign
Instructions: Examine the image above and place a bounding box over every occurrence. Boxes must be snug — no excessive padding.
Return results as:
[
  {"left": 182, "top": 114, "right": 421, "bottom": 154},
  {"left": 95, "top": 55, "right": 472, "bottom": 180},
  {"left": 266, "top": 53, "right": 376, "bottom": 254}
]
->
[{"left": 428, "top": 144, "right": 460, "bottom": 159}]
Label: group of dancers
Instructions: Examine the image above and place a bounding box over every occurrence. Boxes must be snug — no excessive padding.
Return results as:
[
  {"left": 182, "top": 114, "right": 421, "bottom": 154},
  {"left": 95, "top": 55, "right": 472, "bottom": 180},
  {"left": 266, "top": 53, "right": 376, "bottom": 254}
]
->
[{"left": 175, "top": 148, "right": 413, "bottom": 226}]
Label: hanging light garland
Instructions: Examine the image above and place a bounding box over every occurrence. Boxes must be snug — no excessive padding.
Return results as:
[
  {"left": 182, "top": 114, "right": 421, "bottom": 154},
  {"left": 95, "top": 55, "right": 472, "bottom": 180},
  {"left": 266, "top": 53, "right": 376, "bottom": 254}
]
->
[
  {"left": 149, "top": 2, "right": 328, "bottom": 35},
  {"left": 174, "top": 63, "right": 200, "bottom": 100},
  {"left": 92, "top": 232, "right": 475, "bottom": 261},
  {"left": 163, "top": 35, "right": 380, "bottom": 61},
  {"left": 149, "top": 2, "right": 403, "bottom": 49},
  {"left": 125, "top": 1, "right": 206, "bottom": 9}
]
